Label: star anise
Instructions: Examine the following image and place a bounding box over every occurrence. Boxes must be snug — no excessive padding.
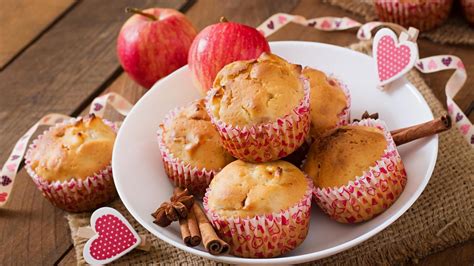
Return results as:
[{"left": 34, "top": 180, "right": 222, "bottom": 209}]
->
[
  {"left": 151, "top": 189, "right": 195, "bottom": 227},
  {"left": 353, "top": 111, "right": 379, "bottom": 122},
  {"left": 171, "top": 188, "right": 194, "bottom": 210}
]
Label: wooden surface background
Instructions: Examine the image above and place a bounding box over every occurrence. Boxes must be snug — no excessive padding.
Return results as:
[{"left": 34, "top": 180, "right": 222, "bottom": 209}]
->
[{"left": 0, "top": 0, "right": 472, "bottom": 265}]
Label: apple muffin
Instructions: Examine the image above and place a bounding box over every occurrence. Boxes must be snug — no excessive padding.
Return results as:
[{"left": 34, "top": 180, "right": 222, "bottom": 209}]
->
[
  {"left": 303, "top": 119, "right": 407, "bottom": 223},
  {"left": 25, "top": 114, "right": 117, "bottom": 212},
  {"left": 158, "top": 98, "right": 234, "bottom": 197},
  {"left": 302, "top": 67, "right": 350, "bottom": 140},
  {"left": 206, "top": 52, "right": 310, "bottom": 162},
  {"left": 204, "top": 160, "right": 313, "bottom": 258}
]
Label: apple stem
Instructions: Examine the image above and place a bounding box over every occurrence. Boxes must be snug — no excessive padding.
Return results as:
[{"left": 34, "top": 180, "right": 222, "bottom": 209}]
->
[
  {"left": 125, "top": 7, "right": 157, "bottom": 21},
  {"left": 220, "top": 16, "right": 228, "bottom": 23}
]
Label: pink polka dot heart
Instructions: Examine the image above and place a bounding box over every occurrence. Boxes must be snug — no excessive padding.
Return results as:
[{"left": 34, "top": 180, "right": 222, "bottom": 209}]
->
[
  {"left": 373, "top": 28, "right": 418, "bottom": 86},
  {"left": 83, "top": 207, "right": 141, "bottom": 265},
  {"left": 90, "top": 214, "right": 137, "bottom": 260}
]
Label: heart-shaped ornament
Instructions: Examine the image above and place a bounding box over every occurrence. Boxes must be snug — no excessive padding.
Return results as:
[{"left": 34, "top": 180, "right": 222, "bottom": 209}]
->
[
  {"left": 83, "top": 207, "right": 141, "bottom": 265},
  {"left": 373, "top": 28, "right": 418, "bottom": 86}
]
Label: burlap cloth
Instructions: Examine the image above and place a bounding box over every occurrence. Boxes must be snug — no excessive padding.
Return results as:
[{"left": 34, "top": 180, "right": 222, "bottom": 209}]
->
[
  {"left": 67, "top": 41, "right": 474, "bottom": 265},
  {"left": 324, "top": 0, "right": 474, "bottom": 46}
]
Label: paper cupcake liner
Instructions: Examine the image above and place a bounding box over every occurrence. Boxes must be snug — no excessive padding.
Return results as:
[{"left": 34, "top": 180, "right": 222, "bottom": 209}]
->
[
  {"left": 24, "top": 117, "right": 117, "bottom": 213},
  {"left": 203, "top": 178, "right": 313, "bottom": 258},
  {"left": 312, "top": 119, "right": 407, "bottom": 223},
  {"left": 206, "top": 78, "right": 311, "bottom": 163},
  {"left": 374, "top": 0, "right": 453, "bottom": 31},
  {"left": 157, "top": 106, "right": 219, "bottom": 197}
]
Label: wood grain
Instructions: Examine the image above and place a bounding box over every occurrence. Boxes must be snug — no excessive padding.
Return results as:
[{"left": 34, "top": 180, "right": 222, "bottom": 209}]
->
[
  {"left": 1, "top": 0, "right": 472, "bottom": 264},
  {"left": 0, "top": 0, "right": 77, "bottom": 69},
  {"left": 185, "top": 0, "right": 299, "bottom": 29},
  {"left": 415, "top": 239, "right": 474, "bottom": 266},
  {"left": 0, "top": 1, "right": 188, "bottom": 265}
]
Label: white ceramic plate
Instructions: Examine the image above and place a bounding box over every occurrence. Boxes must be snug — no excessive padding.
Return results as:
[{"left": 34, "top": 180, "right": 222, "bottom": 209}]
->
[{"left": 113, "top": 41, "right": 438, "bottom": 264}]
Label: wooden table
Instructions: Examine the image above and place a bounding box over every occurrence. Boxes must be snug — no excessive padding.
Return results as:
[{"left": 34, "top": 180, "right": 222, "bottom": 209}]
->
[{"left": 0, "top": 0, "right": 472, "bottom": 265}]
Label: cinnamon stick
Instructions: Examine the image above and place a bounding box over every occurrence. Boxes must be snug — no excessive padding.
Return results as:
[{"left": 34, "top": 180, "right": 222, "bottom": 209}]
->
[
  {"left": 179, "top": 208, "right": 202, "bottom": 247},
  {"left": 192, "top": 203, "right": 230, "bottom": 255},
  {"left": 390, "top": 115, "right": 451, "bottom": 146}
]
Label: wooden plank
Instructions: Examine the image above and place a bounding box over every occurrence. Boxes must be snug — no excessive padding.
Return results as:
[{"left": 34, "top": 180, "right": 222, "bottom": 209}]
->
[
  {"left": 56, "top": 247, "right": 76, "bottom": 266},
  {"left": 0, "top": 0, "right": 77, "bottom": 69},
  {"left": 0, "top": 1, "right": 189, "bottom": 265},
  {"left": 185, "top": 0, "right": 299, "bottom": 29},
  {"left": 415, "top": 239, "right": 474, "bottom": 265}
]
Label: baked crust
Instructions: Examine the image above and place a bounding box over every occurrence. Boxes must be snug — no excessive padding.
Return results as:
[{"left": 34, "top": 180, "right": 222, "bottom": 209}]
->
[
  {"left": 208, "top": 52, "right": 304, "bottom": 126},
  {"left": 161, "top": 99, "right": 234, "bottom": 170},
  {"left": 29, "top": 115, "right": 115, "bottom": 182},
  {"left": 303, "top": 125, "right": 387, "bottom": 188},
  {"left": 302, "top": 67, "right": 348, "bottom": 139},
  {"left": 206, "top": 160, "right": 307, "bottom": 218}
]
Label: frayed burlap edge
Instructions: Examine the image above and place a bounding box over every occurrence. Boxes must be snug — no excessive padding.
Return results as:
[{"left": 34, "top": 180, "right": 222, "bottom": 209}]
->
[
  {"left": 66, "top": 41, "right": 473, "bottom": 265},
  {"left": 323, "top": 0, "right": 474, "bottom": 46}
]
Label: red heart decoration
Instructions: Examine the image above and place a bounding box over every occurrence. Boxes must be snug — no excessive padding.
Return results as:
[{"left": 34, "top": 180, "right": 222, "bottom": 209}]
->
[
  {"left": 373, "top": 28, "right": 418, "bottom": 86},
  {"left": 83, "top": 208, "right": 140, "bottom": 264}
]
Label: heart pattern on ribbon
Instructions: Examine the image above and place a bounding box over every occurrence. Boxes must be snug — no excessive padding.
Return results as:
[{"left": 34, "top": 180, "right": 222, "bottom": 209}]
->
[
  {"left": 373, "top": 28, "right": 418, "bottom": 86},
  {"left": 83, "top": 207, "right": 141, "bottom": 265}
]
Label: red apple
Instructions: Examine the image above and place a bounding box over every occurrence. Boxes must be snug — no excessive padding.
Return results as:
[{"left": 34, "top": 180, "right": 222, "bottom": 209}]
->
[
  {"left": 188, "top": 18, "right": 270, "bottom": 94},
  {"left": 117, "top": 8, "right": 197, "bottom": 89}
]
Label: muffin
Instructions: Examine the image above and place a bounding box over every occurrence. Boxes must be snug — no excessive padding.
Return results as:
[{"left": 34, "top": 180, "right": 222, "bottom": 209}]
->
[
  {"left": 206, "top": 52, "right": 310, "bottom": 162},
  {"left": 302, "top": 67, "right": 350, "bottom": 140},
  {"left": 204, "top": 160, "right": 313, "bottom": 258},
  {"left": 374, "top": 0, "right": 453, "bottom": 31},
  {"left": 25, "top": 114, "right": 117, "bottom": 212},
  {"left": 461, "top": 0, "right": 474, "bottom": 25},
  {"left": 303, "top": 119, "right": 407, "bottom": 223},
  {"left": 157, "top": 99, "right": 234, "bottom": 197}
]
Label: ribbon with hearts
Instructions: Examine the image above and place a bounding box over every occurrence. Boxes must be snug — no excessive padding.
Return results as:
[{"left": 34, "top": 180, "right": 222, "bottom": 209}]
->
[
  {"left": 82, "top": 207, "right": 142, "bottom": 264},
  {"left": 0, "top": 113, "right": 71, "bottom": 206},
  {"left": 415, "top": 56, "right": 473, "bottom": 145},
  {"left": 257, "top": 13, "right": 473, "bottom": 147},
  {"left": 257, "top": 13, "right": 362, "bottom": 37},
  {"left": 0, "top": 93, "right": 134, "bottom": 208},
  {"left": 89, "top": 92, "right": 133, "bottom": 117}
]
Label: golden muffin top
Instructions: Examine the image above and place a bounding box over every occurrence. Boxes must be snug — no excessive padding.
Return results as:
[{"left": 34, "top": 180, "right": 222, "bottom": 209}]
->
[
  {"left": 207, "top": 53, "right": 305, "bottom": 127},
  {"left": 28, "top": 115, "right": 116, "bottom": 182},
  {"left": 161, "top": 99, "right": 234, "bottom": 170},
  {"left": 206, "top": 160, "right": 308, "bottom": 218},
  {"left": 303, "top": 125, "right": 387, "bottom": 188},
  {"left": 302, "top": 67, "right": 348, "bottom": 139}
]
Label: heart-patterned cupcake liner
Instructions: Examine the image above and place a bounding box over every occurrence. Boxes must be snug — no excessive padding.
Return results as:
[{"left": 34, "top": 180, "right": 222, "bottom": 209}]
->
[
  {"left": 24, "top": 117, "right": 118, "bottom": 213},
  {"left": 157, "top": 106, "right": 221, "bottom": 198},
  {"left": 203, "top": 178, "right": 313, "bottom": 258},
  {"left": 206, "top": 78, "right": 311, "bottom": 163},
  {"left": 312, "top": 119, "right": 407, "bottom": 223},
  {"left": 374, "top": 0, "right": 453, "bottom": 31}
]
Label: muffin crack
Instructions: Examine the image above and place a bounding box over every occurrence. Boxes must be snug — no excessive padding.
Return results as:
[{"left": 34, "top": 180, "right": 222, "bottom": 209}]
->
[
  {"left": 240, "top": 106, "right": 252, "bottom": 120},
  {"left": 240, "top": 194, "right": 248, "bottom": 208}
]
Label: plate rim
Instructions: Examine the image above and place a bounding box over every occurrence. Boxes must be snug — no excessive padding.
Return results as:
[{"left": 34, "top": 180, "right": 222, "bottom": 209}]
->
[{"left": 113, "top": 40, "right": 438, "bottom": 264}]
